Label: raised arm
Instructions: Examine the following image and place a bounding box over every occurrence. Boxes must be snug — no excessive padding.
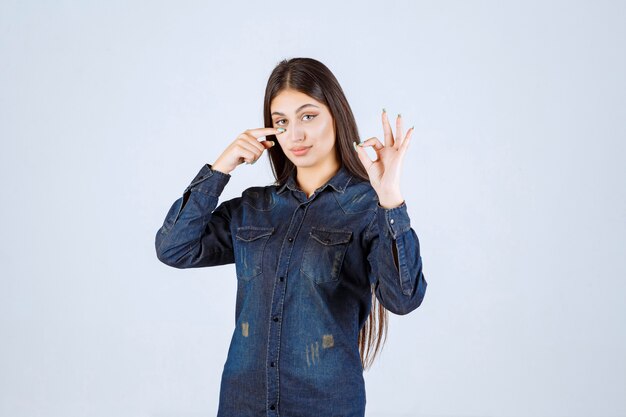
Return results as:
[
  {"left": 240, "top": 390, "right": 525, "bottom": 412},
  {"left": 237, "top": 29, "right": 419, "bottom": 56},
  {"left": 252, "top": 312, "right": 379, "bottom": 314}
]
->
[
  {"left": 155, "top": 163, "right": 237, "bottom": 269},
  {"left": 354, "top": 109, "right": 427, "bottom": 315},
  {"left": 155, "top": 126, "right": 283, "bottom": 268}
]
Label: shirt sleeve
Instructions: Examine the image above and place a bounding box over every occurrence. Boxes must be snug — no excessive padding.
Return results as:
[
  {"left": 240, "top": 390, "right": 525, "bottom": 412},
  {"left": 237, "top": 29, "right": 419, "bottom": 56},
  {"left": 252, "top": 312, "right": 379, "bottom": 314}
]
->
[
  {"left": 155, "top": 163, "right": 237, "bottom": 269},
  {"left": 364, "top": 200, "right": 428, "bottom": 315}
]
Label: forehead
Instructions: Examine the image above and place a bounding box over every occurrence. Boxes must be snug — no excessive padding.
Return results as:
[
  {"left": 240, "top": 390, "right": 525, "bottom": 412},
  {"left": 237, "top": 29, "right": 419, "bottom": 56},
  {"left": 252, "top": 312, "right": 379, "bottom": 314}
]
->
[{"left": 270, "top": 89, "right": 324, "bottom": 112}]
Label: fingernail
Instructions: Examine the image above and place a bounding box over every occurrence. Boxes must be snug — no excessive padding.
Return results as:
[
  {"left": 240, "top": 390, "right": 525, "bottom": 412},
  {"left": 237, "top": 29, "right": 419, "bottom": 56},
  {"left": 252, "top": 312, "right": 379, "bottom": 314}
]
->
[
  {"left": 352, "top": 141, "right": 358, "bottom": 152},
  {"left": 398, "top": 113, "right": 401, "bottom": 118},
  {"left": 357, "top": 142, "right": 364, "bottom": 147},
  {"left": 411, "top": 125, "right": 414, "bottom": 130},
  {"left": 271, "top": 141, "right": 276, "bottom": 147},
  {"left": 251, "top": 159, "right": 257, "bottom": 165},
  {"left": 382, "top": 107, "right": 386, "bottom": 113},
  {"left": 277, "top": 128, "right": 286, "bottom": 133}
]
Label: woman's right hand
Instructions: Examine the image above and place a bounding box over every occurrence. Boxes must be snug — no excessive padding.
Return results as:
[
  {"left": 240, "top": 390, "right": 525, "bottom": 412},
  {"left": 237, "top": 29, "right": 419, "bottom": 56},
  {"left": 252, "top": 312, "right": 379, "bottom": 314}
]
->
[{"left": 211, "top": 127, "right": 285, "bottom": 174}]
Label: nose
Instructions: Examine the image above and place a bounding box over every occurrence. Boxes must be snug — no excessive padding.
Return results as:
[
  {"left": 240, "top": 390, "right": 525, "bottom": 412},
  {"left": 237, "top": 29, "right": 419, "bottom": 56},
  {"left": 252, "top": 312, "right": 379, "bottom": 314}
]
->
[{"left": 284, "top": 123, "right": 305, "bottom": 143}]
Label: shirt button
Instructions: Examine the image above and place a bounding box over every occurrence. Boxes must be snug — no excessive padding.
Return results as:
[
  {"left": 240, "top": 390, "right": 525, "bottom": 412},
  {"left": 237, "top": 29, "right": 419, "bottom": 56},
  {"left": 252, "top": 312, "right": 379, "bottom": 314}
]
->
[
  {"left": 279, "top": 276, "right": 284, "bottom": 282},
  {"left": 273, "top": 316, "right": 279, "bottom": 322},
  {"left": 288, "top": 237, "right": 293, "bottom": 242},
  {"left": 270, "top": 404, "right": 276, "bottom": 410},
  {"left": 390, "top": 218, "right": 395, "bottom": 224}
]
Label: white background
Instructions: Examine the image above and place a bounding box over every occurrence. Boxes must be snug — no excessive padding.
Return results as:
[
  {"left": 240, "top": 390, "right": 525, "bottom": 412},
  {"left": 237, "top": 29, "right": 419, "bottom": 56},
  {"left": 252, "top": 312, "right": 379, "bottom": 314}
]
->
[{"left": 1, "top": 1, "right": 624, "bottom": 416}]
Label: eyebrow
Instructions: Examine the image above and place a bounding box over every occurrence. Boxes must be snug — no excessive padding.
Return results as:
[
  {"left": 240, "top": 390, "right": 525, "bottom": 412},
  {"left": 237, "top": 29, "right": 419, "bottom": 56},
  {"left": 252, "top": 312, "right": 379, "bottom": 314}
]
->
[{"left": 271, "top": 103, "right": 320, "bottom": 117}]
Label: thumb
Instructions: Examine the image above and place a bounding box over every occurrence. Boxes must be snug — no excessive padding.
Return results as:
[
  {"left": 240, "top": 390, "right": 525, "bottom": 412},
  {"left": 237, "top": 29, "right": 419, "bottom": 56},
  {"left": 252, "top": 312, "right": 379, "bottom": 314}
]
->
[{"left": 261, "top": 140, "right": 276, "bottom": 149}]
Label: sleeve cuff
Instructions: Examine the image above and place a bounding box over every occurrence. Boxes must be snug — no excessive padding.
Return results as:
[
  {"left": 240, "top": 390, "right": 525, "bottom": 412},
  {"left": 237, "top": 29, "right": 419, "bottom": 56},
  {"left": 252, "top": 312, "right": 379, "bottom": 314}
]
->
[
  {"left": 184, "top": 163, "right": 231, "bottom": 197},
  {"left": 376, "top": 200, "right": 411, "bottom": 239}
]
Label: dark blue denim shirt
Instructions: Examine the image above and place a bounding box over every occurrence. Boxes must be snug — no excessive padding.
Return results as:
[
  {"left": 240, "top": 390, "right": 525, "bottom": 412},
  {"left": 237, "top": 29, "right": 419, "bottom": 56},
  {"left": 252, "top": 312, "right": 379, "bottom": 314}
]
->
[{"left": 155, "top": 163, "right": 427, "bottom": 417}]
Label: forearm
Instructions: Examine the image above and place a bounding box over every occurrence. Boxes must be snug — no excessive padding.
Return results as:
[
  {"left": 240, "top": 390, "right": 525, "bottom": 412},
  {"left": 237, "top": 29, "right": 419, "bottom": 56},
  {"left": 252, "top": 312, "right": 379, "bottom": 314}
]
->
[
  {"left": 155, "top": 164, "right": 234, "bottom": 268},
  {"left": 368, "top": 201, "right": 428, "bottom": 315}
]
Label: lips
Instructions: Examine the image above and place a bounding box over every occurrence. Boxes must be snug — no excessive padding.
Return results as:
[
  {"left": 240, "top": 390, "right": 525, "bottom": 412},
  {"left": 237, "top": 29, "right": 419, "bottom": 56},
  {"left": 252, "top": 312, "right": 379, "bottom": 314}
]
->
[{"left": 290, "top": 146, "right": 311, "bottom": 156}]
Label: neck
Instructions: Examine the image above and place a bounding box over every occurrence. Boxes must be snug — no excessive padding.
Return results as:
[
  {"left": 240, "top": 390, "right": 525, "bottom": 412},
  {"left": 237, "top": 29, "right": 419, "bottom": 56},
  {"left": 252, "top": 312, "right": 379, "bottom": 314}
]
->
[{"left": 296, "top": 160, "right": 340, "bottom": 198}]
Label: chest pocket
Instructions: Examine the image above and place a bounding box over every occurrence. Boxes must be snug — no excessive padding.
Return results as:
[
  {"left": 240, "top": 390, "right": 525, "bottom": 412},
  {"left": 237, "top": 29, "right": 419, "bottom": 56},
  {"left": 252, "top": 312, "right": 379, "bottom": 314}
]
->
[
  {"left": 234, "top": 226, "right": 274, "bottom": 282},
  {"left": 300, "top": 227, "right": 353, "bottom": 284}
]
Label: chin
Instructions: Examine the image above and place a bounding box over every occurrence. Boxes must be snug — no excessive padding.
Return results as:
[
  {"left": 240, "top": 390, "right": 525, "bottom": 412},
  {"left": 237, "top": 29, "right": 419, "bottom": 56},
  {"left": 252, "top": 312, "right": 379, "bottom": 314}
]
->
[
  {"left": 291, "top": 161, "right": 311, "bottom": 168},
  {"left": 287, "top": 155, "right": 309, "bottom": 165}
]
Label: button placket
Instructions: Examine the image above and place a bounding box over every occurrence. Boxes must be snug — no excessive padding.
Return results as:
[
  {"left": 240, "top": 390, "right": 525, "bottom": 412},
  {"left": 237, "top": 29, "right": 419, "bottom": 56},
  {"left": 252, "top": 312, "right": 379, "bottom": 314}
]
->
[{"left": 265, "top": 199, "right": 310, "bottom": 415}]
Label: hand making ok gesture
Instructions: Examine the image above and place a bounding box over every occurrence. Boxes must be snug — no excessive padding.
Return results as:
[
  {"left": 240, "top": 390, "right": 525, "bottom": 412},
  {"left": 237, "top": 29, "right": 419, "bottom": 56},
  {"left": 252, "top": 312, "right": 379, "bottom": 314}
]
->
[{"left": 353, "top": 109, "right": 414, "bottom": 209}]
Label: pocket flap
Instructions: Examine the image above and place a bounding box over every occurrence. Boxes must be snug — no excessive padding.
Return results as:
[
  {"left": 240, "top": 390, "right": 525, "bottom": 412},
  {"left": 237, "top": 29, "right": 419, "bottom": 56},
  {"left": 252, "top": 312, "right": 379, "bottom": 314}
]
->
[
  {"left": 309, "top": 227, "right": 352, "bottom": 246},
  {"left": 236, "top": 226, "right": 275, "bottom": 242}
]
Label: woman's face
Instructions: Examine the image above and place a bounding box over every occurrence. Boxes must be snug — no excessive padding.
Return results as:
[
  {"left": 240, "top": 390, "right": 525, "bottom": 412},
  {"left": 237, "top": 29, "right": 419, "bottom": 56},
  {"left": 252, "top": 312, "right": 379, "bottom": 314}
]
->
[{"left": 270, "top": 89, "right": 338, "bottom": 170}]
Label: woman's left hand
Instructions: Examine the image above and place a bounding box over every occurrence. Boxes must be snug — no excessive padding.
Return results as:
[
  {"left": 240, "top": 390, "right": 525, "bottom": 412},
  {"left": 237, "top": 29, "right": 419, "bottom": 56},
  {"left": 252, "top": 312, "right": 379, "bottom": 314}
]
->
[{"left": 354, "top": 110, "right": 414, "bottom": 209}]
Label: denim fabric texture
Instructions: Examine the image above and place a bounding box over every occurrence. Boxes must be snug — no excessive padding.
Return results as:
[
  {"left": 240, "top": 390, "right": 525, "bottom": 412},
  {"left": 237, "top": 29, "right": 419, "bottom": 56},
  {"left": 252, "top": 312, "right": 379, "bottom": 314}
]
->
[{"left": 155, "top": 163, "right": 427, "bottom": 417}]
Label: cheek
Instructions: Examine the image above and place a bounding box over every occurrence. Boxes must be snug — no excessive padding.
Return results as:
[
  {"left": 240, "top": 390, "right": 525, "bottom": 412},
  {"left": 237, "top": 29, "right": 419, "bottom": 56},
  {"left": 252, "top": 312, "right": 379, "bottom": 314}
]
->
[
  {"left": 316, "top": 118, "right": 332, "bottom": 133},
  {"left": 313, "top": 119, "right": 334, "bottom": 143}
]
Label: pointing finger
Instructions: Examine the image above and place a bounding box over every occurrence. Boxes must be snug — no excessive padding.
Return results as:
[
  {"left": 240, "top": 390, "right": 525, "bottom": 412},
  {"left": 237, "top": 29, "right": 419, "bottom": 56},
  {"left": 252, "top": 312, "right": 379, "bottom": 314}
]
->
[
  {"left": 353, "top": 141, "right": 373, "bottom": 169},
  {"left": 246, "top": 127, "right": 286, "bottom": 140},
  {"left": 359, "top": 137, "right": 385, "bottom": 150}
]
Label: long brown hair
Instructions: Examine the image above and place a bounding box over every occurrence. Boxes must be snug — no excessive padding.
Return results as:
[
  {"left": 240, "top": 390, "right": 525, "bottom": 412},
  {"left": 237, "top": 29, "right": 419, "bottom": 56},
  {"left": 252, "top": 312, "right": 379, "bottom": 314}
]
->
[{"left": 262, "top": 57, "right": 389, "bottom": 371}]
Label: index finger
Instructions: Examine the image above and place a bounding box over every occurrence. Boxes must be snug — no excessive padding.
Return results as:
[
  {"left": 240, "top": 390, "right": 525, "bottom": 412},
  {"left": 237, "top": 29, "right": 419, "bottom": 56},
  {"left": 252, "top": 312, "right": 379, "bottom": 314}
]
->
[{"left": 246, "top": 127, "right": 285, "bottom": 140}]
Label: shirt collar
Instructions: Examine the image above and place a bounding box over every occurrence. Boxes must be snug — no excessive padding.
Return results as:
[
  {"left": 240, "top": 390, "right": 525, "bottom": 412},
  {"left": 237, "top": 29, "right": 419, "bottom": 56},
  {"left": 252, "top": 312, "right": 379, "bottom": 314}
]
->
[{"left": 277, "top": 164, "right": 353, "bottom": 195}]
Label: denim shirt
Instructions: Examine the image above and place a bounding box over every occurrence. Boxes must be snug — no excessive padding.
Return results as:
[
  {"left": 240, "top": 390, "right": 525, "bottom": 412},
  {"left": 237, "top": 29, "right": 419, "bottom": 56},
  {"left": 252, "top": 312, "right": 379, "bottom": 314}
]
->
[{"left": 155, "top": 162, "right": 427, "bottom": 417}]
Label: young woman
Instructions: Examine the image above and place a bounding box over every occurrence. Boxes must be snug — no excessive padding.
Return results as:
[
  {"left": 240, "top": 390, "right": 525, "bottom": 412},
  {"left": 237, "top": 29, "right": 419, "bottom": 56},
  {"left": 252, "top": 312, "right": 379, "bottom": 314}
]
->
[{"left": 155, "top": 57, "right": 427, "bottom": 417}]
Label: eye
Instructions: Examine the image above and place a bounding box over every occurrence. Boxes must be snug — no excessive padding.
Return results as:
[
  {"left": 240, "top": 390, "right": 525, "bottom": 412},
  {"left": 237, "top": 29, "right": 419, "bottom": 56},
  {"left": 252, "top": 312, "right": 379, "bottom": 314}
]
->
[{"left": 274, "top": 114, "right": 317, "bottom": 126}]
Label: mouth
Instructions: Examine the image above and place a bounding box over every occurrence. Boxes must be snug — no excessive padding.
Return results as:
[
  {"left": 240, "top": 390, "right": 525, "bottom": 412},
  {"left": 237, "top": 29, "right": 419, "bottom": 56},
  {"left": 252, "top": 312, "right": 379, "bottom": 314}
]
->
[{"left": 290, "top": 146, "right": 311, "bottom": 156}]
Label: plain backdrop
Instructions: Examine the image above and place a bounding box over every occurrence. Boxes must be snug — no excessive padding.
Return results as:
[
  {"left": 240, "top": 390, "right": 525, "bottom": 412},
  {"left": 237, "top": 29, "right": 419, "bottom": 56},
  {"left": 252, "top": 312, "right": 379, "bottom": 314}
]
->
[{"left": 1, "top": 1, "right": 624, "bottom": 416}]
